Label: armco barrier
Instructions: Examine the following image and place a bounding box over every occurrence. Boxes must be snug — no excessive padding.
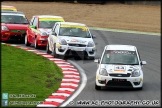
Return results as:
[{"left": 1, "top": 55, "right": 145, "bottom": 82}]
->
[{"left": 1, "top": 43, "right": 81, "bottom": 107}]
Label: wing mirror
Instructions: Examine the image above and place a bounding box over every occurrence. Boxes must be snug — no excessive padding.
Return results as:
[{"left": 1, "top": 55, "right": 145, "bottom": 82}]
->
[
  {"left": 94, "top": 59, "right": 100, "bottom": 64},
  {"left": 52, "top": 32, "right": 57, "bottom": 36},
  {"left": 141, "top": 61, "right": 147, "bottom": 65},
  {"left": 30, "top": 25, "right": 37, "bottom": 29},
  {"left": 92, "top": 35, "right": 96, "bottom": 38}
]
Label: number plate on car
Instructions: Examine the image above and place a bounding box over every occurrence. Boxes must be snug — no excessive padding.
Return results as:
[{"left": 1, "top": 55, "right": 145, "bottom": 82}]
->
[
  {"left": 71, "top": 47, "right": 85, "bottom": 51},
  {"left": 112, "top": 78, "right": 127, "bottom": 82}
]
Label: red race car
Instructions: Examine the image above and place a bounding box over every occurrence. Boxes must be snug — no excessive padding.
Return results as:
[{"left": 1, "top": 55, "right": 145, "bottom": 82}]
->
[
  {"left": 25, "top": 15, "right": 65, "bottom": 49},
  {"left": 1, "top": 11, "right": 29, "bottom": 43}
]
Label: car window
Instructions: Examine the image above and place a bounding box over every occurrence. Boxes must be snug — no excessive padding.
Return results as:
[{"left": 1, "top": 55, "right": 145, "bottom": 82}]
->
[
  {"left": 39, "top": 18, "right": 64, "bottom": 28},
  {"left": 54, "top": 24, "right": 59, "bottom": 35},
  {"left": 30, "top": 17, "right": 35, "bottom": 26},
  {"left": 33, "top": 17, "right": 38, "bottom": 27},
  {"left": 1, "top": 14, "right": 29, "bottom": 24},
  {"left": 101, "top": 50, "right": 139, "bottom": 65},
  {"left": 59, "top": 24, "right": 91, "bottom": 38}
]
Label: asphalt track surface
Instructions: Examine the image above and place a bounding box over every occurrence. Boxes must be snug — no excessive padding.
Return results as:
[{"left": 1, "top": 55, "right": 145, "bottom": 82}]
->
[{"left": 4, "top": 29, "right": 161, "bottom": 107}]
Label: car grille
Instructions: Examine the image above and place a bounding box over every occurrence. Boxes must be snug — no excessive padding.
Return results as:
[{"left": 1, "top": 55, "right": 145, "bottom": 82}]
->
[
  {"left": 107, "top": 81, "right": 132, "bottom": 87},
  {"left": 9, "top": 35, "right": 22, "bottom": 39},
  {"left": 109, "top": 73, "right": 131, "bottom": 77},
  {"left": 11, "top": 30, "right": 26, "bottom": 33},
  {"left": 68, "top": 44, "right": 86, "bottom": 47}
]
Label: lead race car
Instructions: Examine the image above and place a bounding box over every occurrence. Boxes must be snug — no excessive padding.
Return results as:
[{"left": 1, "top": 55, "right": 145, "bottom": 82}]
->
[
  {"left": 25, "top": 15, "right": 65, "bottom": 49},
  {"left": 46, "top": 22, "right": 96, "bottom": 59},
  {"left": 94, "top": 45, "right": 147, "bottom": 90}
]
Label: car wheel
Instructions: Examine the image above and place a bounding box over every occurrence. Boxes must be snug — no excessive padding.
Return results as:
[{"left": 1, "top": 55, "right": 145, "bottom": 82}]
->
[
  {"left": 95, "top": 83, "right": 101, "bottom": 90},
  {"left": 34, "top": 37, "right": 39, "bottom": 49},
  {"left": 46, "top": 42, "right": 52, "bottom": 54},
  {"left": 25, "top": 34, "right": 31, "bottom": 46},
  {"left": 52, "top": 44, "right": 59, "bottom": 58}
]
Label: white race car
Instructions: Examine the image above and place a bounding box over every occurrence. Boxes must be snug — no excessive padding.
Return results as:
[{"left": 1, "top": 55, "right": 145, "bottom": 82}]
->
[
  {"left": 94, "top": 44, "right": 147, "bottom": 90},
  {"left": 46, "top": 22, "right": 96, "bottom": 59}
]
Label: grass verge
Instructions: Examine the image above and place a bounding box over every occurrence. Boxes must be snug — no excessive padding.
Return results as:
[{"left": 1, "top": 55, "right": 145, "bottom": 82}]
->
[{"left": 1, "top": 44, "right": 63, "bottom": 107}]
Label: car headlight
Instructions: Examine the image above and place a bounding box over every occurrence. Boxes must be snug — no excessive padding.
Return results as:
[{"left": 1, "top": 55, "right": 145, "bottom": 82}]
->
[
  {"left": 40, "top": 32, "right": 48, "bottom": 36},
  {"left": 2, "top": 26, "right": 9, "bottom": 31},
  {"left": 87, "top": 41, "right": 95, "bottom": 47},
  {"left": 99, "top": 68, "right": 108, "bottom": 76},
  {"left": 59, "top": 39, "right": 67, "bottom": 45},
  {"left": 131, "top": 69, "right": 140, "bottom": 77}
]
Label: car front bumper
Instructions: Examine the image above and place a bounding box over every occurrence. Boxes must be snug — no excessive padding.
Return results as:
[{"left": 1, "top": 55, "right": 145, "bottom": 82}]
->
[
  {"left": 37, "top": 36, "right": 48, "bottom": 47},
  {"left": 55, "top": 44, "right": 96, "bottom": 57},
  {"left": 96, "top": 75, "right": 143, "bottom": 89},
  {"left": 1, "top": 31, "right": 25, "bottom": 41}
]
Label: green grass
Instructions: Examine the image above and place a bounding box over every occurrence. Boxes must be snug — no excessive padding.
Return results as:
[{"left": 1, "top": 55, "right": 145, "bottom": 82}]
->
[{"left": 1, "top": 44, "right": 63, "bottom": 107}]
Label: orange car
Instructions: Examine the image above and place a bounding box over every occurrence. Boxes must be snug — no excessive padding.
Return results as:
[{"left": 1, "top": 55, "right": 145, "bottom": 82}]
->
[{"left": 1, "top": 5, "right": 17, "bottom": 12}]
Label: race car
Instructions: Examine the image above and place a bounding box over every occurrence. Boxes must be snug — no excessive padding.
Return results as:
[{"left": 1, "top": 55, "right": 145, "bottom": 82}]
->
[
  {"left": 1, "top": 11, "right": 29, "bottom": 42},
  {"left": 25, "top": 15, "right": 65, "bottom": 49},
  {"left": 94, "top": 45, "right": 147, "bottom": 90},
  {"left": 46, "top": 22, "right": 96, "bottom": 59},
  {"left": 1, "top": 5, "right": 17, "bottom": 12}
]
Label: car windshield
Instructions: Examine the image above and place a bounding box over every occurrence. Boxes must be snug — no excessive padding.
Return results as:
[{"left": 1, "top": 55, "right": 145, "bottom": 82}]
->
[
  {"left": 101, "top": 50, "right": 139, "bottom": 65},
  {"left": 1, "top": 15, "right": 29, "bottom": 24},
  {"left": 39, "top": 21, "right": 62, "bottom": 28},
  {"left": 59, "top": 25, "right": 91, "bottom": 38}
]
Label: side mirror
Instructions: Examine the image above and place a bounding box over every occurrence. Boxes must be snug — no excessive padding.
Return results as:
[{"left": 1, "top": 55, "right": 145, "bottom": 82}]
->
[
  {"left": 92, "top": 35, "right": 96, "bottom": 38},
  {"left": 94, "top": 59, "right": 100, "bottom": 64},
  {"left": 141, "top": 61, "right": 147, "bottom": 65},
  {"left": 30, "top": 25, "right": 37, "bottom": 29},
  {"left": 52, "top": 32, "right": 57, "bottom": 36}
]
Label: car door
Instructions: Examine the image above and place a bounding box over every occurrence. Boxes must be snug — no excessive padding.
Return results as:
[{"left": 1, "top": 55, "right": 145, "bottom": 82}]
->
[
  {"left": 31, "top": 17, "right": 39, "bottom": 43},
  {"left": 50, "top": 24, "right": 60, "bottom": 50},
  {"left": 27, "top": 17, "right": 35, "bottom": 42}
]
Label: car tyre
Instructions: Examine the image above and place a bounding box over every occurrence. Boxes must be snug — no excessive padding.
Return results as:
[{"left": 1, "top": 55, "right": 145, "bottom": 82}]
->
[
  {"left": 95, "top": 83, "right": 101, "bottom": 90},
  {"left": 52, "top": 44, "right": 59, "bottom": 58},
  {"left": 46, "top": 42, "right": 52, "bottom": 54},
  {"left": 25, "top": 34, "right": 31, "bottom": 46},
  {"left": 34, "top": 37, "right": 39, "bottom": 49}
]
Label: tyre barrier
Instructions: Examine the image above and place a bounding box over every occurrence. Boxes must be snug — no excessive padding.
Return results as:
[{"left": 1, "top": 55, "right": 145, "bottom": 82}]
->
[{"left": 1, "top": 43, "right": 81, "bottom": 107}]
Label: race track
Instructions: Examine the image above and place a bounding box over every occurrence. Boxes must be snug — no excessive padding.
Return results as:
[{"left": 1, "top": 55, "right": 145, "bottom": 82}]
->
[
  {"left": 5, "top": 29, "right": 161, "bottom": 107},
  {"left": 65, "top": 30, "right": 161, "bottom": 106}
]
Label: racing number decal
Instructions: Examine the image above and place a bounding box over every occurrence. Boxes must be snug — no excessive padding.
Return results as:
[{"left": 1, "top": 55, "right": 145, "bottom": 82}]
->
[{"left": 114, "top": 65, "right": 126, "bottom": 72}]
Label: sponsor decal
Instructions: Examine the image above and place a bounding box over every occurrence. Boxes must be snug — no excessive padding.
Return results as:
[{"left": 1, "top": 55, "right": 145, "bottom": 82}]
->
[
  {"left": 60, "top": 24, "right": 88, "bottom": 31},
  {"left": 39, "top": 18, "right": 64, "bottom": 21},
  {"left": 114, "top": 65, "right": 126, "bottom": 72}
]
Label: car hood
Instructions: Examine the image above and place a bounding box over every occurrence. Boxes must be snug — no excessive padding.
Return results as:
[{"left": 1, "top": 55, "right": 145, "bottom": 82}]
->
[
  {"left": 2, "top": 23, "right": 28, "bottom": 30},
  {"left": 58, "top": 36, "right": 94, "bottom": 45},
  {"left": 38, "top": 28, "right": 52, "bottom": 35},
  {"left": 99, "top": 64, "right": 141, "bottom": 74}
]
